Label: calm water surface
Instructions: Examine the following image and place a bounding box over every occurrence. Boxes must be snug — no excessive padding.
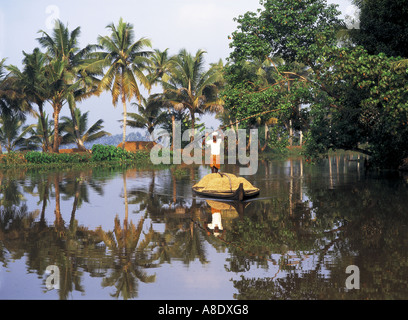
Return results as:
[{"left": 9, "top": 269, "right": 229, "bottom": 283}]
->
[{"left": 1, "top": 155, "right": 408, "bottom": 300}]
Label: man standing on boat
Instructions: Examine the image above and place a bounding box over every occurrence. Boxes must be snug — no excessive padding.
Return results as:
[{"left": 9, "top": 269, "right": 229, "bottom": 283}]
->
[{"left": 205, "top": 131, "right": 223, "bottom": 173}]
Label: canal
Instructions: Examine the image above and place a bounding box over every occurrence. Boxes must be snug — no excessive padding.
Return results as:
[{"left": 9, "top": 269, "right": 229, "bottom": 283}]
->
[{"left": 0, "top": 155, "right": 408, "bottom": 299}]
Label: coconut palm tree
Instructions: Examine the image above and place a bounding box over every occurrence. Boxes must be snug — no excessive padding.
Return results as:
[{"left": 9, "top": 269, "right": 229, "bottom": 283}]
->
[
  {"left": 0, "top": 112, "right": 38, "bottom": 152},
  {"left": 127, "top": 94, "right": 168, "bottom": 140},
  {"left": 7, "top": 48, "right": 52, "bottom": 151},
  {"left": 0, "top": 58, "right": 21, "bottom": 109},
  {"left": 42, "top": 58, "right": 80, "bottom": 152},
  {"left": 37, "top": 20, "right": 101, "bottom": 151},
  {"left": 147, "top": 49, "right": 180, "bottom": 148},
  {"left": 163, "top": 49, "right": 223, "bottom": 140},
  {"left": 147, "top": 48, "right": 176, "bottom": 85},
  {"left": 25, "top": 113, "right": 55, "bottom": 151},
  {"left": 0, "top": 59, "right": 34, "bottom": 152},
  {"left": 59, "top": 108, "right": 111, "bottom": 146},
  {"left": 93, "top": 18, "right": 152, "bottom": 149}
]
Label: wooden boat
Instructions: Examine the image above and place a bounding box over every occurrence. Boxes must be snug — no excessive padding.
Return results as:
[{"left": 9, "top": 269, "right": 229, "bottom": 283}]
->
[{"left": 192, "top": 182, "right": 259, "bottom": 201}]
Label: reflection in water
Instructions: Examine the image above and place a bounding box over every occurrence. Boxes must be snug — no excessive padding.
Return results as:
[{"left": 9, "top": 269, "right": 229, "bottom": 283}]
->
[{"left": 0, "top": 155, "right": 408, "bottom": 299}]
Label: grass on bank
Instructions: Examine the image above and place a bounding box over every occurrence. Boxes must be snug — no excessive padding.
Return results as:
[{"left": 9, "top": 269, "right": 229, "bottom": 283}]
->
[{"left": 0, "top": 144, "right": 153, "bottom": 170}]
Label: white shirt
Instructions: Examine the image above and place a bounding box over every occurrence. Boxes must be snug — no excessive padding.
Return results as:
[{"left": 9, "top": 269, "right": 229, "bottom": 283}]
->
[
  {"left": 206, "top": 137, "right": 222, "bottom": 156},
  {"left": 208, "top": 212, "right": 223, "bottom": 231}
]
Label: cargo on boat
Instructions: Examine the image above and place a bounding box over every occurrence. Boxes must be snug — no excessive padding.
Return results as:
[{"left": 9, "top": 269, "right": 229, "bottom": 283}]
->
[{"left": 192, "top": 173, "right": 259, "bottom": 201}]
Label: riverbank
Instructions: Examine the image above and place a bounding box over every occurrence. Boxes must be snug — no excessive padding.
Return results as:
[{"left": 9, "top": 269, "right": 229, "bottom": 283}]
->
[
  {"left": 0, "top": 145, "right": 154, "bottom": 171},
  {"left": 1, "top": 144, "right": 401, "bottom": 173}
]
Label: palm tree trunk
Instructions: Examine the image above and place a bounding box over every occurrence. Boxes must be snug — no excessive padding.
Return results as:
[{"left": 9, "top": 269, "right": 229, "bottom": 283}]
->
[
  {"left": 289, "top": 119, "right": 293, "bottom": 147},
  {"left": 261, "top": 123, "right": 269, "bottom": 152},
  {"left": 122, "top": 99, "right": 127, "bottom": 149},
  {"left": 298, "top": 104, "right": 303, "bottom": 146},
  {"left": 52, "top": 103, "right": 62, "bottom": 153},
  {"left": 171, "top": 114, "right": 175, "bottom": 151},
  {"left": 190, "top": 110, "right": 195, "bottom": 142},
  {"left": 68, "top": 103, "right": 86, "bottom": 151}
]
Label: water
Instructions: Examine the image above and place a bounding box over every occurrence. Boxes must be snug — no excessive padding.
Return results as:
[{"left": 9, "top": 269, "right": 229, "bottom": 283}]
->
[{"left": 0, "top": 155, "right": 408, "bottom": 300}]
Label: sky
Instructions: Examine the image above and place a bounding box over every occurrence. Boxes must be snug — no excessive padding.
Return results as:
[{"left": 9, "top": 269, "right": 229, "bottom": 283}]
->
[{"left": 0, "top": 0, "right": 356, "bottom": 136}]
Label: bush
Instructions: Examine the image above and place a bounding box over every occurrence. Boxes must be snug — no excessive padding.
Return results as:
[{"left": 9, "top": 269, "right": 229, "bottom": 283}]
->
[
  {"left": 24, "top": 151, "right": 90, "bottom": 164},
  {"left": 91, "top": 144, "right": 133, "bottom": 162},
  {"left": 131, "top": 150, "right": 150, "bottom": 163},
  {"left": 0, "top": 146, "right": 152, "bottom": 167},
  {"left": 0, "top": 151, "right": 27, "bottom": 166}
]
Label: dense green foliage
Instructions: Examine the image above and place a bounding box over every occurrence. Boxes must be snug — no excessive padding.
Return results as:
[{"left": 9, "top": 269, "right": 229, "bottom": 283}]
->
[
  {"left": 306, "top": 46, "right": 408, "bottom": 167},
  {"left": 24, "top": 151, "right": 90, "bottom": 164},
  {"left": 349, "top": 0, "right": 408, "bottom": 58},
  {"left": 91, "top": 144, "right": 134, "bottom": 161},
  {"left": 224, "top": 0, "right": 408, "bottom": 168},
  {"left": 90, "top": 144, "right": 150, "bottom": 163},
  {"left": 0, "top": 146, "right": 151, "bottom": 168}
]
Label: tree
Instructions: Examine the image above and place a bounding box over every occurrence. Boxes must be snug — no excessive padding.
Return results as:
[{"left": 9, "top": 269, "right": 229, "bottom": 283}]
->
[
  {"left": 0, "top": 112, "right": 37, "bottom": 152},
  {"left": 222, "top": 55, "right": 310, "bottom": 152},
  {"left": 226, "top": 0, "right": 343, "bottom": 110},
  {"left": 26, "top": 113, "right": 54, "bottom": 151},
  {"left": 226, "top": 0, "right": 408, "bottom": 168},
  {"left": 0, "top": 58, "right": 22, "bottom": 109},
  {"left": 59, "top": 108, "right": 111, "bottom": 146},
  {"left": 37, "top": 20, "right": 101, "bottom": 151},
  {"left": 127, "top": 95, "right": 168, "bottom": 140},
  {"left": 147, "top": 48, "right": 176, "bottom": 85},
  {"left": 349, "top": 0, "right": 408, "bottom": 58},
  {"left": 228, "top": 0, "right": 343, "bottom": 65},
  {"left": 94, "top": 18, "right": 152, "bottom": 149},
  {"left": 42, "top": 58, "right": 79, "bottom": 152},
  {"left": 223, "top": 0, "right": 341, "bottom": 150},
  {"left": 305, "top": 46, "right": 408, "bottom": 168},
  {"left": 7, "top": 48, "right": 51, "bottom": 151},
  {"left": 163, "top": 49, "right": 223, "bottom": 140},
  {"left": 147, "top": 49, "right": 178, "bottom": 147},
  {"left": 0, "top": 59, "right": 34, "bottom": 153}
]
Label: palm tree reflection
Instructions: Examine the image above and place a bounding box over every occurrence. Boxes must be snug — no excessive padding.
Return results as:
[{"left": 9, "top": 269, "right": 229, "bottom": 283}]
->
[
  {"left": 96, "top": 172, "right": 156, "bottom": 299},
  {"left": 97, "top": 215, "right": 156, "bottom": 299}
]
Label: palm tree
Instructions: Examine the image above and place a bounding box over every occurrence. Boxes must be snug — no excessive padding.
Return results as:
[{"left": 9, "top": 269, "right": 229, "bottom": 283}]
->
[
  {"left": 59, "top": 108, "right": 111, "bottom": 146},
  {"left": 0, "top": 58, "right": 21, "bottom": 108},
  {"left": 147, "top": 49, "right": 179, "bottom": 148},
  {"left": 25, "top": 113, "right": 55, "bottom": 151},
  {"left": 0, "top": 112, "right": 37, "bottom": 152},
  {"left": 42, "top": 58, "right": 80, "bottom": 152},
  {"left": 93, "top": 18, "right": 152, "bottom": 149},
  {"left": 0, "top": 59, "right": 34, "bottom": 152},
  {"left": 163, "top": 49, "right": 223, "bottom": 140},
  {"left": 147, "top": 48, "right": 176, "bottom": 86},
  {"left": 37, "top": 20, "right": 101, "bottom": 151},
  {"left": 127, "top": 95, "right": 168, "bottom": 140},
  {"left": 7, "top": 48, "right": 51, "bottom": 151}
]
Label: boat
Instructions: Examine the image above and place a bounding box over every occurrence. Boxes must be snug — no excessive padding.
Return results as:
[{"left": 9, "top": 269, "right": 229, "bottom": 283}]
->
[{"left": 192, "top": 182, "right": 260, "bottom": 201}]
